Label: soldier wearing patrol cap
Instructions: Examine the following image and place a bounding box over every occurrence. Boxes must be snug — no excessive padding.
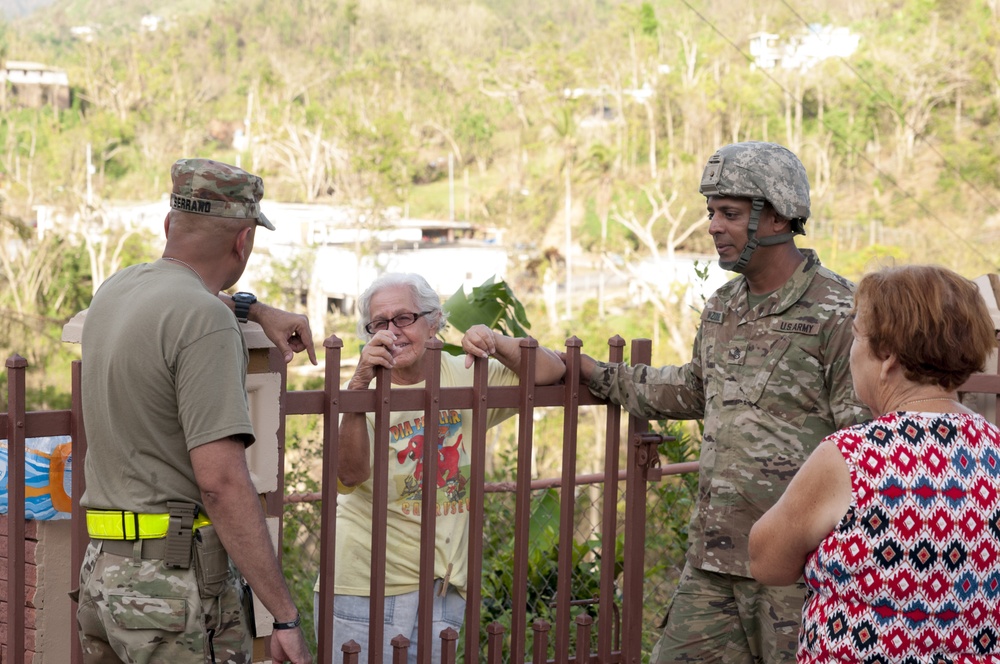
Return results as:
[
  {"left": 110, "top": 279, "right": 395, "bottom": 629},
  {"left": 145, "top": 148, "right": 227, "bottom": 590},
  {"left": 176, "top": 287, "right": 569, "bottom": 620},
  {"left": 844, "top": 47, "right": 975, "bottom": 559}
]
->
[
  {"left": 77, "top": 158, "right": 314, "bottom": 663},
  {"left": 566, "top": 142, "right": 867, "bottom": 662}
]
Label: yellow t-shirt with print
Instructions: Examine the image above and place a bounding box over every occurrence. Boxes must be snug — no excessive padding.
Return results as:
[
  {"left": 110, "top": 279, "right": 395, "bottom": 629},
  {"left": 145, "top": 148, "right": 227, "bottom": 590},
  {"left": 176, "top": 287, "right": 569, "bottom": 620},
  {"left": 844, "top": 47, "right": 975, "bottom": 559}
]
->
[{"left": 315, "top": 352, "right": 518, "bottom": 597}]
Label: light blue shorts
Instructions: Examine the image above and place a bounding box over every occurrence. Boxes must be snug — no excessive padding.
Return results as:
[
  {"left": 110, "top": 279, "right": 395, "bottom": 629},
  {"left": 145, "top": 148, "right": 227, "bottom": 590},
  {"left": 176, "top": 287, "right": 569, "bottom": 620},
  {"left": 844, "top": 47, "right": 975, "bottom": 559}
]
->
[{"left": 314, "top": 579, "right": 465, "bottom": 663}]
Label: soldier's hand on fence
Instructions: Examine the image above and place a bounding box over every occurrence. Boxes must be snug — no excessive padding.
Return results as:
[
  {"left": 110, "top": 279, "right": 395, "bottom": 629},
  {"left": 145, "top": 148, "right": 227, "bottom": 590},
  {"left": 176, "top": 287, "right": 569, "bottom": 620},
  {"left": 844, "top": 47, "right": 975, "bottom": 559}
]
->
[
  {"left": 560, "top": 350, "right": 598, "bottom": 385},
  {"left": 252, "top": 302, "right": 317, "bottom": 365}
]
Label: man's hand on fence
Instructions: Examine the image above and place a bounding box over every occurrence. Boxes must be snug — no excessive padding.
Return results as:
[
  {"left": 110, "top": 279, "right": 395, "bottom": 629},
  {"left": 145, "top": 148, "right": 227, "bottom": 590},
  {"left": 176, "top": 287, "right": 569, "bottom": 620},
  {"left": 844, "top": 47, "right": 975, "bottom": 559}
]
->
[{"left": 252, "top": 303, "right": 317, "bottom": 365}]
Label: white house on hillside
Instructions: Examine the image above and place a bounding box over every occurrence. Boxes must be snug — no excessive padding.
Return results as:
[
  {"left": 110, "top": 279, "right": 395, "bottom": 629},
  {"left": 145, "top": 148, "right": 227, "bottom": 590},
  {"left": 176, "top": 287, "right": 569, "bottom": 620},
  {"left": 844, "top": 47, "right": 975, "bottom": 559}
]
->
[
  {"left": 750, "top": 25, "right": 859, "bottom": 72},
  {"left": 236, "top": 203, "right": 509, "bottom": 339}
]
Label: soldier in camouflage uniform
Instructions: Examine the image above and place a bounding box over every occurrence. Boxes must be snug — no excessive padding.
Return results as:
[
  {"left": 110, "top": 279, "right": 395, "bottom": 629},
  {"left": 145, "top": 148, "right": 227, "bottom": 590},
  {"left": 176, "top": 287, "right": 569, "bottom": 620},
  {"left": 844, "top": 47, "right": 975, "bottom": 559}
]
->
[
  {"left": 76, "top": 159, "right": 313, "bottom": 663},
  {"left": 573, "top": 142, "right": 867, "bottom": 663}
]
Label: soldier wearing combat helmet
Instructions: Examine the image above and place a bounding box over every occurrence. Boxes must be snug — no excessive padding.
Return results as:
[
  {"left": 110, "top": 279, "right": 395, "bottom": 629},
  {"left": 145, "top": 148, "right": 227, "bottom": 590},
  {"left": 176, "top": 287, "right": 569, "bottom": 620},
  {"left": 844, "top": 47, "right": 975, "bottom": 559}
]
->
[
  {"left": 700, "top": 141, "right": 811, "bottom": 273},
  {"left": 559, "top": 141, "right": 867, "bottom": 662}
]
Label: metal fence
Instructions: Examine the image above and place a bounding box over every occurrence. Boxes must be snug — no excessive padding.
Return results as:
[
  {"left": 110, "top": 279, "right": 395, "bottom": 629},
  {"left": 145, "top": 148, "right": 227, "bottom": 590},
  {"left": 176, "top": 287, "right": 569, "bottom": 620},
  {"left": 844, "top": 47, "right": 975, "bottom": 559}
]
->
[
  {"left": 8, "top": 334, "right": 1000, "bottom": 662},
  {"left": 2, "top": 335, "right": 707, "bottom": 663}
]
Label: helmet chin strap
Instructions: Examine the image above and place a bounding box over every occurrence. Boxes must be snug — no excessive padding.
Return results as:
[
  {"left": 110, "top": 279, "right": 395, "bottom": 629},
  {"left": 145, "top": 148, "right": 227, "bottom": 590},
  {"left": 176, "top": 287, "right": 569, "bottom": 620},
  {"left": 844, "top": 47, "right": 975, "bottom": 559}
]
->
[
  {"left": 718, "top": 199, "right": 797, "bottom": 273},
  {"left": 757, "top": 232, "right": 795, "bottom": 246},
  {"left": 720, "top": 198, "right": 765, "bottom": 273}
]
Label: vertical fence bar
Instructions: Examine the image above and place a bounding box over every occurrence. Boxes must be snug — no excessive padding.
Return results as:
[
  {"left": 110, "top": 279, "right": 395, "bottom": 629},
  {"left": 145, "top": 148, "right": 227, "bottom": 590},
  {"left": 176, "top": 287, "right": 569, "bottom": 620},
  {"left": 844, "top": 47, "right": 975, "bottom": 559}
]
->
[
  {"left": 6, "top": 354, "right": 27, "bottom": 664},
  {"left": 440, "top": 626, "right": 458, "bottom": 664},
  {"left": 574, "top": 613, "right": 593, "bottom": 663},
  {"left": 318, "top": 336, "right": 343, "bottom": 664},
  {"left": 368, "top": 362, "right": 393, "bottom": 663},
  {"left": 464, "top": 348, "right": 491, "bottom": 658},
  {"left": 531, "top": 618, "right": 550, "bottom": 663},
  {"left": 391, "top": 635, "right": 409, "bottom": 663},
  {"left": 70, "top": 360, "right": 88, "bottom": 664},
  {"left": 597, "top": 336, "right": 625, "bottom": 661},
  {"left": 555, "top": 337, "right": 582, "bottom": 661},
  {"left": 621, "top": 339, "right": 652, "bottom": 664},
  {"left": 416, "top": 340, "right": 442, "bottom": 664},
  {"left": 508, "top": 340, "right": 538, "bottom": 662},
  {"left": 486, "top": 622, "right": 505, "bottom": 664}
]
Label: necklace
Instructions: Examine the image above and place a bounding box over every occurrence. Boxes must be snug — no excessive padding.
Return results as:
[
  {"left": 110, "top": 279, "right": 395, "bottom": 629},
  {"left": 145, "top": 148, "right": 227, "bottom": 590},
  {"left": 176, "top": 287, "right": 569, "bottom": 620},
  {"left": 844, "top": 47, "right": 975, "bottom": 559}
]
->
[
  {"left": 897, "top": 396, "right": 957, "bottom": 411},
  {"left": 162, "top": 256, "right": 207, "bottom": 289}
]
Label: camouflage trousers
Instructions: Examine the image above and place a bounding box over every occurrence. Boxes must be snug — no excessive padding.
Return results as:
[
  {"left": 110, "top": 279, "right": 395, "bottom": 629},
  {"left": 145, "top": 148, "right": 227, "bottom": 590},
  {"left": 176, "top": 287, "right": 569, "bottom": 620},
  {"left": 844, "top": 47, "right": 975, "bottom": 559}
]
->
[
  {"left": 76, "top": 537, "right": 252, "bottom": 664},
  {"left": 650, "top": 563, "right": 805, "bottom": 664}
]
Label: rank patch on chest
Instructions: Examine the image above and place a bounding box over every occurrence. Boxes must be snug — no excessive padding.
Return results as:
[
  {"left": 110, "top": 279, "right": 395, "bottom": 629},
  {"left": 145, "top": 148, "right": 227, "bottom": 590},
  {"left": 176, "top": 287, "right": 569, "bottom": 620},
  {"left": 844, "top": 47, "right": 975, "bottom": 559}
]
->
[{"left": 772, "top": 319, "right": 820, "bottom": 335}]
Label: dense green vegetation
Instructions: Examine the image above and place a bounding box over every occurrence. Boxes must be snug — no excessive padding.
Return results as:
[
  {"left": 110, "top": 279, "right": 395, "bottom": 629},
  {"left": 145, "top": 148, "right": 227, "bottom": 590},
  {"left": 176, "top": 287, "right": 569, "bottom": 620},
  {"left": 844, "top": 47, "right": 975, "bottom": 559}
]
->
[
  {"left": 4, "top": 0, "right": 1000, "bottom": 275},
  {"left": 5, "top": 0, "right": 1000, "bottom": 401}
]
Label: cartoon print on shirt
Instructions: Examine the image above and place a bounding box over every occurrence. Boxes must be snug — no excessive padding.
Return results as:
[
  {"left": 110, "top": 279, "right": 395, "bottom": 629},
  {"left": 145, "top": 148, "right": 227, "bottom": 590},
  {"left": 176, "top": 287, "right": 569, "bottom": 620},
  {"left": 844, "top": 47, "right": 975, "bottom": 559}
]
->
[{"left": 394, "top": 410, "right": 468, "bottom": 505}]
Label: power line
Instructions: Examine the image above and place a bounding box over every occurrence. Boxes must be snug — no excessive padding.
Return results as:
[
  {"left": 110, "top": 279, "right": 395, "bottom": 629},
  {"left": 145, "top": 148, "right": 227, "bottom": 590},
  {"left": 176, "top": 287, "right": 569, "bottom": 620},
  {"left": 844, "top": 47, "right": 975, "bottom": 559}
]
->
[
  {"left": 674, "top": 0, "right": 1000, "bottom": 271},
  {"left": 777, "top": 0, "right": 1000, "bottom": 213}
]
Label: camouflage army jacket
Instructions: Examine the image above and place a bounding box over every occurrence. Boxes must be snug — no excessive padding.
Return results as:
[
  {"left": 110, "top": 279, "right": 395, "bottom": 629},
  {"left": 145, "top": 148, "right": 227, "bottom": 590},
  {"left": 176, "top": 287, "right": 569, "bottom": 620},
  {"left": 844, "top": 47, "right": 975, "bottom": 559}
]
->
[{"left": 588, "top": 249, "right": 867, "bottom": 577}]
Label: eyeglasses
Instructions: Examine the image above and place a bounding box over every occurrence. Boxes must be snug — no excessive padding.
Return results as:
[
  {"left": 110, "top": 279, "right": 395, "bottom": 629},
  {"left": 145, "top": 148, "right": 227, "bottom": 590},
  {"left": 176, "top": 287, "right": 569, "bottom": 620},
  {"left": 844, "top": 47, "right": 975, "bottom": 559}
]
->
[{"left": 365, "top": 311, "right": 434, "bottom": 334}]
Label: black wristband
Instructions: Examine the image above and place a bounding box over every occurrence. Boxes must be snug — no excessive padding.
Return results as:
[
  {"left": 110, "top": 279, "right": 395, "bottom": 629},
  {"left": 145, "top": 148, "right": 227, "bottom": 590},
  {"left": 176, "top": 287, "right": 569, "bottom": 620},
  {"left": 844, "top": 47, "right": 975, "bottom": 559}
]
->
[
  {"left": 232, "top": 291, "right": 257, "bottom": 324},
  {"left": 272, "top": 613, "right": 301, "bottom": 630}
]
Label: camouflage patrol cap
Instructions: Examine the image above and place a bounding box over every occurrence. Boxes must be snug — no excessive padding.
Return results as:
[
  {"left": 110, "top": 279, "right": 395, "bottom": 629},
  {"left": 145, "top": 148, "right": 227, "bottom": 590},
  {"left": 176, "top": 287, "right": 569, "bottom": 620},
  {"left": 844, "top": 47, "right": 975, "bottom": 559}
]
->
[
  {"left": 169, "top": 158, "right": 275, "bottom": 230},
  {"left": 698, "top": 142, "right": 810, "bottom": 223}
]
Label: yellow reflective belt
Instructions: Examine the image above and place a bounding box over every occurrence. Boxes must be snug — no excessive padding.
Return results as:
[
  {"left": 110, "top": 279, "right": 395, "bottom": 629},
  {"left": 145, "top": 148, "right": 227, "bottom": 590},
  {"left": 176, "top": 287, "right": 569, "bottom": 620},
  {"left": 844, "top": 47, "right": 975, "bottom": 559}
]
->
[{"left": 86, "top": 510, "right": 212, "bottom": 540}]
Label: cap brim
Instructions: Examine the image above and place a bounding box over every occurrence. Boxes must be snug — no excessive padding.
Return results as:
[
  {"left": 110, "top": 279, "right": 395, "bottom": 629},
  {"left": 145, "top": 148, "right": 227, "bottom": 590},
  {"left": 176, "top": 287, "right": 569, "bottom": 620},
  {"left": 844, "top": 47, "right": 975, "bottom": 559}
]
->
[{"left": 256, "top": 212, "right": 276, "bottom": 231}]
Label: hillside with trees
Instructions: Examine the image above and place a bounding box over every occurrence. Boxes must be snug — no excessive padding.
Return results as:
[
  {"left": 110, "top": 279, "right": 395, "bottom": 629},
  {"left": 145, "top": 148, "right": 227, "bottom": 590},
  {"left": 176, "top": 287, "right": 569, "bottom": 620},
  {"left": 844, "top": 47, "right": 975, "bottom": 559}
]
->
[{"left": 2, "top": 0, "right": 1000, "bottom": 399}]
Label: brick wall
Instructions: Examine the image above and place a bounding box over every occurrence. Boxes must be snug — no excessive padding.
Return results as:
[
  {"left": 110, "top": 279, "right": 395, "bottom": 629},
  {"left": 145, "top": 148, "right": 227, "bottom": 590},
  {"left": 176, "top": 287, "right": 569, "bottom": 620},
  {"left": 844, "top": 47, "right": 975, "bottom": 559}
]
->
[{"left": 0, "top": 517, "right": 38, "bottom": 663}]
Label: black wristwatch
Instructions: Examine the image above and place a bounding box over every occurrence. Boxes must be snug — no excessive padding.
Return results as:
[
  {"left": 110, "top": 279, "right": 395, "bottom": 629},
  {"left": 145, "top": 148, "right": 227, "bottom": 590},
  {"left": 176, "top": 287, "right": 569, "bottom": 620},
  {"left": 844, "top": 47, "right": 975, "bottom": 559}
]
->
[{"left": 232, "top": 291, "right": 257, "bottom": 324}]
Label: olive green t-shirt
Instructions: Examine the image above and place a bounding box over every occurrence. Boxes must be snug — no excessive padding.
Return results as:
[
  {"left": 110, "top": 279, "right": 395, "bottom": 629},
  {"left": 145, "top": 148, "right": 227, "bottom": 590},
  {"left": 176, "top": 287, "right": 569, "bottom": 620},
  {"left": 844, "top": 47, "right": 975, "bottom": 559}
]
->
[{"left": 80, "top": 259, "right": 254, "bottom": 514}]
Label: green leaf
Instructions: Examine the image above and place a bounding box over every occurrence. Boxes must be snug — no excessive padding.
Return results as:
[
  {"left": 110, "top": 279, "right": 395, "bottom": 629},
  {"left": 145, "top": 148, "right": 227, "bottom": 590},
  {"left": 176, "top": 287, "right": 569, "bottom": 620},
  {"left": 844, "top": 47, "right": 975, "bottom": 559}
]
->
[
  {"left": 441, "top": 342, "right": 464, "bottom": 356},
  {"left": 443, "top": 284, "right": 504, "bottom": 331},
  {"left": 440, "top": 275, "right": 533, "bottom": 353},
  {"left": 527, "top": 488, "right": 560, "bottom": 555}
]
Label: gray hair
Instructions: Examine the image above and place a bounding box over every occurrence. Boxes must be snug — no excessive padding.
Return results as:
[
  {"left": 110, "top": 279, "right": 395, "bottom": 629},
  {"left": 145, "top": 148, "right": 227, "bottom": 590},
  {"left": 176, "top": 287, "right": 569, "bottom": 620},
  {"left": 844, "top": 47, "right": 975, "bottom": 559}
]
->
[{"left": 356, "top": 272, "right": 449, "bottom": 339}]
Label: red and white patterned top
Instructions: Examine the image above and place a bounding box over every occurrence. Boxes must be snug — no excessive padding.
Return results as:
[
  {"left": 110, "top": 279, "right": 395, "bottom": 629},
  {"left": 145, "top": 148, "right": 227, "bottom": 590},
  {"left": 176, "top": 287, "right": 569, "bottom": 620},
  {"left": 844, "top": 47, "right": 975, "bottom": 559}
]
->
[{"left": 800, "top": 411, "right": 1000, "bottom": 664}]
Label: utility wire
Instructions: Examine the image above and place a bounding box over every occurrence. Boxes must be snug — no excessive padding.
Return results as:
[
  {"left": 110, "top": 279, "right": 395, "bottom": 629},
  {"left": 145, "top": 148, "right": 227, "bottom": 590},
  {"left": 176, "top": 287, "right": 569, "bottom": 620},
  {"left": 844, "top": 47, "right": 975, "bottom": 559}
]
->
[
  {"left": 778, "top": 0, "right": 1000, "bottom": 212},
  {"left": 675, "top": 0, "right": 1000, "bottom": 271}
]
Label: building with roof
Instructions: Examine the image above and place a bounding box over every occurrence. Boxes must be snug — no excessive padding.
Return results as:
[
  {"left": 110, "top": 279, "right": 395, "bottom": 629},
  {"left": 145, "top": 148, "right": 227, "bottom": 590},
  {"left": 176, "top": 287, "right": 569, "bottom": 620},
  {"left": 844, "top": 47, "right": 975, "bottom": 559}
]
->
[{"left": 1, "top": 60, "right": 70, "bottom": 110}]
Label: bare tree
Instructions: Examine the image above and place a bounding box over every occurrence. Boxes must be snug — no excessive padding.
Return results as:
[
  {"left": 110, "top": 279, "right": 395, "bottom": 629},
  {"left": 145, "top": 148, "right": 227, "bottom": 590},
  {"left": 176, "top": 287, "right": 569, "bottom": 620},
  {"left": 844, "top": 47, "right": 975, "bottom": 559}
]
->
[
  {"left": 74, "top": 202, "right": 141, "bottom": 296},
  {"left": 611, "top": 184, "right": 707, "bottom": 264},
  {"left": 264, "top": 123, "right": 337, "bottom": 202},
  {"left": 76, "top": 41, "right": 148, "bottom": 124},
  {"left": 608, "top": 184, "right": 709, "bottom": 359}
]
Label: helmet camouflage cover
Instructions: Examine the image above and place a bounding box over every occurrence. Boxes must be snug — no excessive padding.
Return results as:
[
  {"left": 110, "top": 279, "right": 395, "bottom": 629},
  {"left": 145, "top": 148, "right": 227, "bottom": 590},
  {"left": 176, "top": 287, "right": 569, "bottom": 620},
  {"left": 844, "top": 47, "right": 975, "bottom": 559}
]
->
[{"left": 699, "top": 141, "right": 810, "bottom": 226}]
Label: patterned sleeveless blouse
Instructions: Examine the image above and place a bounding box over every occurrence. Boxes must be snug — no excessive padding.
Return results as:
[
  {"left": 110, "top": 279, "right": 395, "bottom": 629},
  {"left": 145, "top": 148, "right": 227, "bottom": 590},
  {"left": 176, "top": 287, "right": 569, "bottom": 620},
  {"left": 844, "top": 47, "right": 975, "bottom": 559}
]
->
[{"left": 801, "top": 411, "right": 1000, "bottom": 664}]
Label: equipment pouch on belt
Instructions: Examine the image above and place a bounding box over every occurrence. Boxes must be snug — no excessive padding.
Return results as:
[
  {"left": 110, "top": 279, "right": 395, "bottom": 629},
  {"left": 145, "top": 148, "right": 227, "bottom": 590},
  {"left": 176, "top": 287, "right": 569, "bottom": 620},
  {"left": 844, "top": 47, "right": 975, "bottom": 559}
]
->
[
  {"left": 194, "top": 525, "right": 231, "bottom": 598},
  {"left": 164, "top": 501, "right": 199, "bottom": 569},
  {"left": 240, "top": 576, "right": 258, "bottom": 638}
]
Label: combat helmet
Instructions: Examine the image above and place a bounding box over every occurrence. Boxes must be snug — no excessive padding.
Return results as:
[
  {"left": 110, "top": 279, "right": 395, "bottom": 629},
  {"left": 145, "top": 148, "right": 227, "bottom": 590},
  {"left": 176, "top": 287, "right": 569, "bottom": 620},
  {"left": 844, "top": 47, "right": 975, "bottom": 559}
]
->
[{"left": 699, "top": 141, "right": 810, "bottom": 273}]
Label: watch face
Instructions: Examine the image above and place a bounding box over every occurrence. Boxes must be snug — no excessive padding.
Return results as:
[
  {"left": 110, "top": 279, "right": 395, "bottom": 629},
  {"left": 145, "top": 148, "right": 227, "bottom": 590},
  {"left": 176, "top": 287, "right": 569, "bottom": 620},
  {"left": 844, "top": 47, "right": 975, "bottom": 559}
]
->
[{"left": 234, "top": 292, "right": 256, "bottom": 304}]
